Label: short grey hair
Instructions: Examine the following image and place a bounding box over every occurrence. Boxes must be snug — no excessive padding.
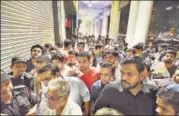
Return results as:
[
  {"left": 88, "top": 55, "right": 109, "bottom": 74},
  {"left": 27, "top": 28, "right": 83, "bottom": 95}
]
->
[
  {"left": 47, "top": 78, "right": 71, "bottom": 96},
  {"left": 95, "top": 107, "right": 123, "bottom": 115}
]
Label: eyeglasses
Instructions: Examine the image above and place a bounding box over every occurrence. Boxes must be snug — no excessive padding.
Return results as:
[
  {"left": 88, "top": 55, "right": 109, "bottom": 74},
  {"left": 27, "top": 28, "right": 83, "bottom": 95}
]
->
[{"left": 44, "top": 92, "right": 63, "bottom": 102}]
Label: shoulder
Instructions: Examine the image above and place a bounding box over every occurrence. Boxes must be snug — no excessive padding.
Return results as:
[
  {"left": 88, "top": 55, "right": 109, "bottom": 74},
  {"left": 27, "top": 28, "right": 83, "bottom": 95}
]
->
[
  {"left": 92, "top": 80, "right": 101, "bottom": 88},
  {"left": 102, "top": 82, "right": 123, "bottom": 94},
  {"left": 141, "top": 83, "right": 158, "bottom": 94},
  {"left": 24, "top": 72, "right": 34, "bottom": 79}
]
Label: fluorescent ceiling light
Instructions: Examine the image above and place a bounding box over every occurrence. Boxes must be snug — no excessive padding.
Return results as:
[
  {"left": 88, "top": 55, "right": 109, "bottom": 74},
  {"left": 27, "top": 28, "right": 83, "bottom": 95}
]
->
[
  {"left": 166, "top": 6, "right": 173, "bottom": 10},
  {"left": 88, "top": 1, "right": 92, "bottom": 7}
]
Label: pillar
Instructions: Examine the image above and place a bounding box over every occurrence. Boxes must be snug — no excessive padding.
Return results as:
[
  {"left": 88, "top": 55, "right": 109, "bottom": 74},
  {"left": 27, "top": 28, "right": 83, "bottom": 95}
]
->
[
  {"left": 58, "top": 1, "right": 66, "bottom": 42},
  {"left": 101, "top": 16, "right": 108, "bottom": 37},
  {"left": 109, "top": 1, "right": 120, "bottom": 41},
  {"left": 133, "top": 1, "right": 154, "bottom": 46},
  {"left": 125, "top": 1, "right": 140, "bottom": 48}
]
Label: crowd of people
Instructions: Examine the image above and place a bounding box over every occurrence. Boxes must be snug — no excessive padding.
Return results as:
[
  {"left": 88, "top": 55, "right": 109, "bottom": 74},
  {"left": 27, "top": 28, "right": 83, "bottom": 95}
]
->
[{"left": 1, "top": 35, "right": 179, "bottom": 115}]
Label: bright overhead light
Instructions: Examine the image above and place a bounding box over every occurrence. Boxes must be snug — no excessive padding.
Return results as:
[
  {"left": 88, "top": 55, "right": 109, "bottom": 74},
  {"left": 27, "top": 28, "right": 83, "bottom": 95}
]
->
[
  {"left": 88, "top": 1, "right": 92, "bottom": 7},
  {"left": 166, "top": 6, "right": 173, "bottom": 10}
]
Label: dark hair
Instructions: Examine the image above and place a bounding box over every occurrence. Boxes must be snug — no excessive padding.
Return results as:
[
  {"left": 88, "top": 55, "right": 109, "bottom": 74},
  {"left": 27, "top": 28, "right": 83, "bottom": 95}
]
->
[
  {"left": 68, "top": 50, "right": 78, "bottom": 56},
  {"left": 51, "top": 53, "right": 64, "bottom": 63},
  {"left": 121, "top": 56, "right": 145, "bottom": 73},
  {"left": 36, "top": 55, "right": 51, "bottom": 64},
  {"left": 157, "top": 84, "right": 179, "bottom": 114},
  {"left": 163, "top": 50, "right": 177, "bottom": 58},
  {"left": 64, "top": 39, "right": 72, "bottom": 48},
  {"left": 77, "top": 51, "right": 90, "bottom": 61},
  {"left": 103, "top": 50, "right": 119, "bottom": 59},
  {"left": 95, "top": 44, "right": 102, "bottom": 49},
  {"left": 56, "top": 42, "right": 63, "bottom": 47},
  {"left": 49, "top": 46, "right": 59, "bottom": 51},
  {"left": 31, "top": 44, "right": 44, "bottom": 54},
  {"left": 44, "top": 43, "right": 52, "bottom": 49},
  {"left": 77, "top": 42, "right": 85, "bottom": 47},
  {"left": 100, "top": 62, "right": 115, "bottom": 75},
  {"left": 133, "top": 42, "right": 144, "bottom": 50},
  {"left": 38, "top": 64, "right": 61, "bottom": 78}
]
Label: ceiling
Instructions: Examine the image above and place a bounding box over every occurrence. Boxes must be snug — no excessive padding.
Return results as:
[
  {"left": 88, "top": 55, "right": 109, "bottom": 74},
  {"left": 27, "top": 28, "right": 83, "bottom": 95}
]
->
[{"left": 78, "top": 1, "right": 112, "bottom": 21}]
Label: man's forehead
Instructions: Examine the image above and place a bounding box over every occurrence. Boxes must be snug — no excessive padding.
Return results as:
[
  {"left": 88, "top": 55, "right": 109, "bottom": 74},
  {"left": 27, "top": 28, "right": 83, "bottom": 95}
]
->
[
  {"left": 121, "top": 64, "right": 138, "bottom": 71},
  {"left": 13, "top": 62, "right": 26, "bottom": 65},
  {"left": 47, "top": 88, "right": 58, "bottom": 95},
  {"left": 38, "top": 71, "right": 52, "bottom": 76},
  {"left": 78, "top": 56, "right": 88, "bottom": 60},
  {"left": 165, "top": 53, "right": 175, "bottom": 56}
]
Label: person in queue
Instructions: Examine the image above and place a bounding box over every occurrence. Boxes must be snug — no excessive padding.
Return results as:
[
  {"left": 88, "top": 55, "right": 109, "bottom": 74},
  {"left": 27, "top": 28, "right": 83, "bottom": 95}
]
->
[
  {"left": 156, "top": 84, "right": 179, "bottom": 115},
  {"left": 93, "top": 56, "right": 157, "bottom": 115},
  {"left": 1, "top": 70, "right": 38, "bottom": 115},
  {"left": 26, "top": 44, "right": 44, "bottom": 73}
]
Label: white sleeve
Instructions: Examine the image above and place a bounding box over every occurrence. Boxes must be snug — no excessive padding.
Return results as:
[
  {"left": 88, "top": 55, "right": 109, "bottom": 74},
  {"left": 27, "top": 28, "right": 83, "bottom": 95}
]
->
[{"left": 78, "top": 79, "right": 90, "bottom": 102}]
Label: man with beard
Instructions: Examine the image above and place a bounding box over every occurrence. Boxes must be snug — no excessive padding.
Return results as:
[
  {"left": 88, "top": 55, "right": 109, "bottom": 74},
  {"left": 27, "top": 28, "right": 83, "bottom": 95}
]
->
[
  {"left": 93, "top": 56, "right": 157, "bottom": 115},
  {"left": 161, "top": 49, "right": 177, "bottom": 77}
]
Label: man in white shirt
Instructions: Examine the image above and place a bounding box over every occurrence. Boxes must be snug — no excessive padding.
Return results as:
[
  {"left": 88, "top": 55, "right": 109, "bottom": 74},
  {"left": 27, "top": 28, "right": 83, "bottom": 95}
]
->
[
  {"left": 51, "top": 53, "right": 90, "bottom": 115},
  {"left": 44, "top": 78, "right": 82, "bottom": 115}
]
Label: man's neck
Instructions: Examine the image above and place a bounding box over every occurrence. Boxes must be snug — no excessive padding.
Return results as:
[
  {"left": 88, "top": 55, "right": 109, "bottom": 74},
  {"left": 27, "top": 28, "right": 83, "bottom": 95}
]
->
[
  {"left": 129, "top": 84, "right": 142, "bottom": 96},
  {"left": 82, "top": 67, "right": 90, "bottom": 73},
  {"left": 165, "top": 63, "right": 173, "bottom": 68},
  {"left": 56, "top": 104, "right": 66, "bottom": 115},
  {"left": 31, "top": 58, "right": 36, "bottom": 64}
]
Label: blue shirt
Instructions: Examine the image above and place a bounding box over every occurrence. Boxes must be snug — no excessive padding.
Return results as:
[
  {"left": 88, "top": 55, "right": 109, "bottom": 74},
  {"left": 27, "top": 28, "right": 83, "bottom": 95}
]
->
[{"left": 91, "top": 80, "right": 106, "bottom": 102}]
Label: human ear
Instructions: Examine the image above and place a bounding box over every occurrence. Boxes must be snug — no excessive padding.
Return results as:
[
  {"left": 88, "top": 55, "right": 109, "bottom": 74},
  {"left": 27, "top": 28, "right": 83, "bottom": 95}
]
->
[{"left": 139, "top": 72, "right": 145, "bottom": 81}]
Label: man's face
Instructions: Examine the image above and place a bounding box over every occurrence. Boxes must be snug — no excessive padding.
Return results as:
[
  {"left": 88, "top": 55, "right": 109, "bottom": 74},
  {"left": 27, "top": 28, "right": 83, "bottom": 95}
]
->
[
  {"left": 78, "top": 56, "right": 90, "bottom": 72},
  {"left": 126, "top": 51, "right": 133, "bottom": 57},
  {"left": 50, "top": 50, "right": 57, "bottom": 57},
  {"left": 103, "top": 54, "right": 115, "bottom": 64},
  {"left": 36, "top": 71, "right": 54, "bottom": 86},
  {"left": 46, "top": 88, "right": 67, "bottom": 110},
  {"left": 11, "top": 62, "right": 26, "bottom": 77},
  {"left": 100, "top": 67, "right": 112, "bottom": 85},
  {"left": 120, "top": 64, "right": 144, "bottom": 90},
  {"left": 77, "top": 44, "right": 84, "bottom": 52},
  {"left": 31, "top": 47, "right": 43, "bottom": 58},
  {"left": 0, "top": 80, "right": 13, "bottom": 104},
  {"left": 34, "top": 62, "right": 47, "bottom": 71},
  {"left": 163, "top": 53, "right": 175, "bottom": 64},
  {"left": 68, "top": 54, "right": 77, "bottom": 64},
  {"left": 52, "top": 59, "right": 63, "bottom": 71},
  {"left": 156, "top": 97, "right": 176, "bottom": 115}
]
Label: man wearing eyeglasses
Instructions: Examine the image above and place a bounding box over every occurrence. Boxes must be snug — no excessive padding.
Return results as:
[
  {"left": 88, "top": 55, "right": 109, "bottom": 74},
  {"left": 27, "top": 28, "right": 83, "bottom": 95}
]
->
[{"left": 44, "top": 78, "right": 82, "bottom": 115}]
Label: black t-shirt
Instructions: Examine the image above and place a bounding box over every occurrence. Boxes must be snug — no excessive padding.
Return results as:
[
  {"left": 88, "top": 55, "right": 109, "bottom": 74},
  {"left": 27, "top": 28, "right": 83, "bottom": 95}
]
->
[
  {"left": 26, "top": 59, "right": 35, "bottom": 72},
  {"left": 93, "top": 83, "right": 157, "bottom": 115},
  {"left": 9, "top": 72, "right": 34, "bottom": 91},
  {"left": 1, "top": 91, "right": 31, "bottom": 115}
]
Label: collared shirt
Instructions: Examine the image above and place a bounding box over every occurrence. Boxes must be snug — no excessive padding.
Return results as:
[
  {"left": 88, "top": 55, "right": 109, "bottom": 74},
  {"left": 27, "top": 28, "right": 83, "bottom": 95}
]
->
[
  {"left": 65, "top": 77, "right": 90, "bottom": 108},
  {"left": 93, "top": 82, "right": 157, "bottom": 115},
  {"left": 91, "top": 80, "right": 106, "bottom": 102},
  {"left": 1, "top": 91, "right": 31, "bottom": 115},
  {"left": 44, "top": 99, "right": 82, "bottom": 115}
]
